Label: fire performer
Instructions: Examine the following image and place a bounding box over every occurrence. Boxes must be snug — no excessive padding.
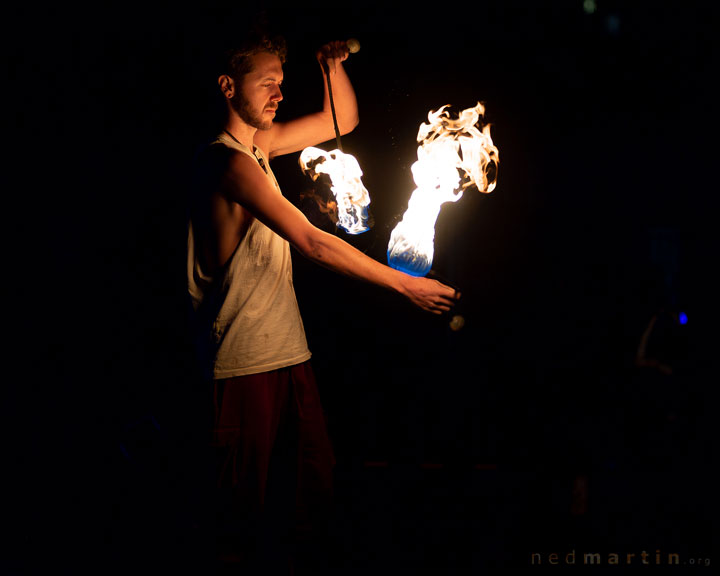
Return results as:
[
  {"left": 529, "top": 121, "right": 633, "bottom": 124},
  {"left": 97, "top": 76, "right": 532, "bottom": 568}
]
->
[{"left": 186, "top": 28, "right": 460, "bottom": 575}]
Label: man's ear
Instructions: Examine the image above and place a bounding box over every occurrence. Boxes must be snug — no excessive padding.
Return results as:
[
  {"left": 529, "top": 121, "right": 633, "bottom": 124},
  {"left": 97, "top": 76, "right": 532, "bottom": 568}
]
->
[{"left": 218, "top": 75, "right": 235, "bottom": 99}]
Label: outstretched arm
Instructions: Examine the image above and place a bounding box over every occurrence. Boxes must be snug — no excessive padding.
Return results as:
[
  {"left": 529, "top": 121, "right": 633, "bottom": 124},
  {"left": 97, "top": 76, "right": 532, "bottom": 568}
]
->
[
  {"left": 259, "top": 40, "right": 359, "bottom": 159},
  {"left": 221, "top": 152, "right": 460, "bottom": 315}
]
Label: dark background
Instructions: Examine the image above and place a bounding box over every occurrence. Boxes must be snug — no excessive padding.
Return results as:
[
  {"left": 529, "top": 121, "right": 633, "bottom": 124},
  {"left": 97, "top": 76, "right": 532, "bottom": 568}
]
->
[{"left": 7, "top": 0, "right": 715, "bottom": 574}]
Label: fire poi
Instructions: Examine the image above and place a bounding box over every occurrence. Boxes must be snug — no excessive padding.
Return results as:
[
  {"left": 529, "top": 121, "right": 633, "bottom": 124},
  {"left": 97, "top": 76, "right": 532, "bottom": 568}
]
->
[
  {"left": 387, "top": 102, "right": 499, "bottom": 277},
  {"left": 299, "top": 147, "right": 372, "bottom": 235},
  {"left": 299, "top": 38, "right": 372, "bottom": 235}
]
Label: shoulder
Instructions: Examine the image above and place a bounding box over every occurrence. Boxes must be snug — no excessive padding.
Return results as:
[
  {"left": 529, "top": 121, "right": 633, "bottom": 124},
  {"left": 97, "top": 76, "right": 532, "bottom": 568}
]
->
[
  {"left": 194, "top": 140, "right": 260, "bottom": 179},
  {"left": 191, "top": 141, "right": 262, "bottom": 205}
]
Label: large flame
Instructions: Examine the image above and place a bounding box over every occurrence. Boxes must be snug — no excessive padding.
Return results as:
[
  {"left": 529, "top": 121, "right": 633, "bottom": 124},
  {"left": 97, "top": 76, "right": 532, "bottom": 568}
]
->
[
  {"left": 299, "top": 147, "right": 372, "bottom": 235},
  {"left": 387, "top": 102, "right": 499, "bottom": 276}
]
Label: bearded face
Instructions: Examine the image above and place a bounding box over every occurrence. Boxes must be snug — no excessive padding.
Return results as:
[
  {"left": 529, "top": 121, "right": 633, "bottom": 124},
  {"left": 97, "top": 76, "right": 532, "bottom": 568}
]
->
[
  {"left": 227, "top": 51, "right": 283, "bottom": 132},
  {"left": 229, "top": 90, "right": 274, "bottom": 131}
]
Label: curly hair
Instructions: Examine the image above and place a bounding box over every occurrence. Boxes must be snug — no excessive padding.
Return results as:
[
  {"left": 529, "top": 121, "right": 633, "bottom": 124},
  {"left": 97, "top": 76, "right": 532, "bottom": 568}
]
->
[{"left": 223, "top": 30, "right": 287, "bottom": 80}]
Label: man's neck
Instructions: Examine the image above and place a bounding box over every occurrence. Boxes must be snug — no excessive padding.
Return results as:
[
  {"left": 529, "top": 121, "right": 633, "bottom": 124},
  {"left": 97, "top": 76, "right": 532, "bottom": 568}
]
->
[{"left": 224, "top": 119, "right": 256, "bottom": 149}]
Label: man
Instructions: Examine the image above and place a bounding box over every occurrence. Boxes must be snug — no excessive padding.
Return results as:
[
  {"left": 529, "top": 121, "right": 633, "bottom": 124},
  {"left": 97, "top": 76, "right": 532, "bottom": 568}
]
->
[{"left": 187, "top": 30, "right": 460, "bottom": 575}]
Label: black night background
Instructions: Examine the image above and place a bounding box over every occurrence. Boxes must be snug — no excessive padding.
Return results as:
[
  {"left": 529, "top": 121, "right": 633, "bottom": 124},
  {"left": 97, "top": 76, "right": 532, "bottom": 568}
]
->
[{"left": 6, "top": 0, "right": 715, "bottom": 574}]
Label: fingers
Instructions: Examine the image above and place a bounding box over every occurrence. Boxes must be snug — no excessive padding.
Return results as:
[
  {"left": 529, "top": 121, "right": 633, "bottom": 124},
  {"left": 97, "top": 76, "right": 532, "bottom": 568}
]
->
[
  {"left": 429, "top": 301, "right": 453, "bottom": 315},
  {"left": 317, "top": 41, "right": 350, "bottom": 72},
  {"left": 426, "top": 283, "right": 461, "bottom": 314},
  {"left": 405, "top": 276, "right": 461, "bottom": 314},
  {"left": 323, "top": 40, "right": 350, "bottom": 60},
  {"left": 434, "top": 279, "right": 461, "bottom": 302}
]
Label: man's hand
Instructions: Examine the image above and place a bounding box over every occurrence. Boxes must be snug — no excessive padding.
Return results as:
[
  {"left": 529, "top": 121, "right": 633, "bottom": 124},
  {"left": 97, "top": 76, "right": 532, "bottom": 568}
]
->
[
  {"left": 402, "top": 276, "right": 461, "bottom": 315},
  {"left": 316, "top": 40, "right": 350, "bottom": 74}
]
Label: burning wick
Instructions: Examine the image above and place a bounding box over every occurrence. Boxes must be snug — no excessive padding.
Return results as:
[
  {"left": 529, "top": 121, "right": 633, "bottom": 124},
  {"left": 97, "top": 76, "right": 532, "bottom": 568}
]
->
[
  {"left": 299, "top": 146, "right": 372, "bottom": 235},
  {"left": 387, "top": 102, "right": 499, "bottom": 277}
]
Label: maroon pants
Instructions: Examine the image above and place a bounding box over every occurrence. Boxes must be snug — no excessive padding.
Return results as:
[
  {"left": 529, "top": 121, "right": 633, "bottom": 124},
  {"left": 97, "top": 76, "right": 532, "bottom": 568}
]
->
[{"left": 209, "top": 361, "right": 335, "bottom": 574}]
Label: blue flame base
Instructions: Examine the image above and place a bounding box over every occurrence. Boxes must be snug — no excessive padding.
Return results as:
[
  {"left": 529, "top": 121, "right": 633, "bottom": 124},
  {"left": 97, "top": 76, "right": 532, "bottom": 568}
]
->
[
  {"left": 387, "top": 250, "right": 432, "bottom": 277},
  {"left": 337, "top": 206, "right": 371, "bottom": 235}
]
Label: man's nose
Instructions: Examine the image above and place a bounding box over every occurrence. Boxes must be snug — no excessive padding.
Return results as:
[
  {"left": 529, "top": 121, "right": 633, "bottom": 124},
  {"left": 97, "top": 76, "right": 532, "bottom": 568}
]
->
[{"left": 272, "top": 86, "right": 283, "bottom": 101}]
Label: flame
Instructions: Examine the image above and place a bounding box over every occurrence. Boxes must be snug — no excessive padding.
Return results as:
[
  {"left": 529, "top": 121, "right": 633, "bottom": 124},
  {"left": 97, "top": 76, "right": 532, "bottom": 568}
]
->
[
  {"left": 299, "top": 147, "right": 372, "bottom": 235},
  {"left": 387, "top": 102, "right": 499, "bottom": 276}
]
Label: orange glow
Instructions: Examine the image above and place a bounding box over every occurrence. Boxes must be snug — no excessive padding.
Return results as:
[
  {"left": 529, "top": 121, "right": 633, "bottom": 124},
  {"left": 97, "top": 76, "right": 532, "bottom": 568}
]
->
[
  {"left": 387, "top": 102, "right": 499, "bottom": 276},
  {"left": 299, "top": 146, "right": 372, "bottom": 235}
]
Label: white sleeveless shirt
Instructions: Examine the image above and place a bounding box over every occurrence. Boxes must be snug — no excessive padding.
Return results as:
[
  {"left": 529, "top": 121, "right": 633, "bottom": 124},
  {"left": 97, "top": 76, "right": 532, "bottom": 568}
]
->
[{"left": 187, "top": 134, "right": 311, "bottom": 379}]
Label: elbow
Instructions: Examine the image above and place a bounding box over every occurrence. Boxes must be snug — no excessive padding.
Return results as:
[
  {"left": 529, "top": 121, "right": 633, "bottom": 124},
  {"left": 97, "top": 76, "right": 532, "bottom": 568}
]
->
[
  {"left": 340, "top": 114, "right": 359, "bottom": 136},
  {"left": 295, "top": 229, "right": 328, "bottom": 263}
]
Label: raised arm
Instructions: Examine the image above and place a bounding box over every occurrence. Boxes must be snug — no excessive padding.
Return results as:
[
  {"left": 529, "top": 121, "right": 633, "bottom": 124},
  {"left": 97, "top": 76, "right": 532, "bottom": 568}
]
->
[
  {"left": 221, "top": 151, "right": 460, "bottom": 314},
  {"left": 258, "top": 40, "right": 359, "bottom": 159}
]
